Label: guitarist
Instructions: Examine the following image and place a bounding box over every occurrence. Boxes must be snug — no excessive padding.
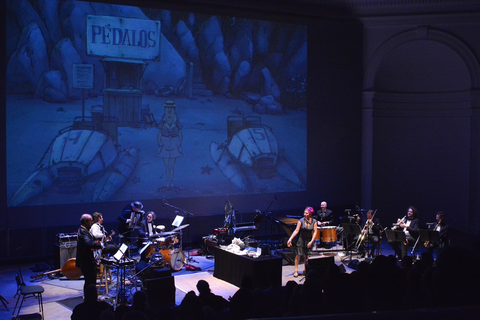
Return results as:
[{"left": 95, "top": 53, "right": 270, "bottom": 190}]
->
[
  {"left": 90, "top": 212, "right": 116, "bottom": 260},
  {"left": 76, "top": 213, "right": 103, "bottom": 297}
]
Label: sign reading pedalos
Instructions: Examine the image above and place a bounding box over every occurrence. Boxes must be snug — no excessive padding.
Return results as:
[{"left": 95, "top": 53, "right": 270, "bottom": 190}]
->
[{"left": 87, "top": 15, "right": 161, "bottom": 60}]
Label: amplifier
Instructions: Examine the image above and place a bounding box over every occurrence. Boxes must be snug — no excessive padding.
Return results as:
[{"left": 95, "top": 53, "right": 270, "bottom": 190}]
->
[{"left": 56, "top": 232, "right": 77, "bottom": 245}]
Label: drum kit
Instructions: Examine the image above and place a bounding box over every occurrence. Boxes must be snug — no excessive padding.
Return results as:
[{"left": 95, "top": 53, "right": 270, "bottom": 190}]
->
[{"left": 139, "top": 224, "right": 189, "bottom": 271}]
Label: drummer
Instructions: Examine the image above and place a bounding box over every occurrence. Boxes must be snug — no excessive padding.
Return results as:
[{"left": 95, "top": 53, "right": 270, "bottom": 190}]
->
[
  {"left": 314, "top": 201, "right": 334, "bottom": 226},
  {"left": 139, "top": 211, "right": 158, "bottom": 239},
  {"left": 314, "top": 201, "right": 344, "bottom": 247}
]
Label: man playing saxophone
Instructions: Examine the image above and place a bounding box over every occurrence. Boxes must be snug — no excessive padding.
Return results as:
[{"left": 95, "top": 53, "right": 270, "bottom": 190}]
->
[
  {"left": 388, "top": 206, "right": 420, "bottom": 259},
  {"left": 426, "top": 211, "right": 449, "bottom": 254}
]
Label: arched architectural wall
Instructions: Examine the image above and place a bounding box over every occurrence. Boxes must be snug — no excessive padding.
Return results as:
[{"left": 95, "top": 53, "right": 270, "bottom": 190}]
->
[{"left": 361, "top": 26, "right": 480, "bottom": 240}]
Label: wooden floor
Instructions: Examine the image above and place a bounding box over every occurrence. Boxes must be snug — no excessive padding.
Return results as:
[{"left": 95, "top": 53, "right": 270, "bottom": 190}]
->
[{"left": 0, "top": 242, "right": 403, "bottom": 320}]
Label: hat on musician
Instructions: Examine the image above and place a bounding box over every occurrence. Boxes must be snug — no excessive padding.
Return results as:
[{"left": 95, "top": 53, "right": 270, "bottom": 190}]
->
[
  {"left": 132, "top": 201, "right": 143, "bottom": 210},
  {"left": 305, "top": 206, "right": 314, "bottom": 214}
]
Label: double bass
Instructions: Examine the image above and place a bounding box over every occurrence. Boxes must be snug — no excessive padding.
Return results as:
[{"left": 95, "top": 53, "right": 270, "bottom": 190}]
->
[{"left": 31, "top": 258, "right": 82, "bottom": 280}]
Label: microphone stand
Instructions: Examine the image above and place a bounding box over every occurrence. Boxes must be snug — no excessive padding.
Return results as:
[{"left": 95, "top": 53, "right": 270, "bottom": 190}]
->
[
  {"left": 163, "top": 200, "right": 197, "bottom": 265},
  {"left": 261, "top": 195, "right": 277, "bottom": 249}
]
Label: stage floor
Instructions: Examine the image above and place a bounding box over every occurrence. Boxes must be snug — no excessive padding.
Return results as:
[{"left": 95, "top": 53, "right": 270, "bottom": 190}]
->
[{"left": 0, "top": 241, "right": 415, "bottom": 320}]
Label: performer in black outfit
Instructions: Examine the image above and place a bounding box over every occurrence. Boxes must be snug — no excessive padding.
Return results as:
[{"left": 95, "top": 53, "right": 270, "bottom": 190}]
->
[
  {"left": 117, "top": 201, "right": 145, "bottom": 243},
  {"left": 315, "top": 201, "right": 334, "bottom": 226},
  {"left": 76, "top": 213, "right": 103, "bottom": 296},
  {"left": 388, "top": 206, "right": 420, "bottom": 259},
  {"left": 357, "top": 209, "right": 382, "bottom": 257},
  {"left": 139, "top": 211, "right": 157, "bottom": 239},
  {"left": 287, "top": 206, "right": 318, "bottom": 277},
  {"left": 426, "top": 211, "right": 449, "bottom": 254},
  {"left": 315, "top": 200, "right": 344, "bottom": 246}
]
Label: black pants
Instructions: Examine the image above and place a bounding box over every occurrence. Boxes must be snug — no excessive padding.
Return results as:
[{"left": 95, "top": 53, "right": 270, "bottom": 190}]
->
[
  {"left": 81, "top": 264, "right": 97, "bottom": 297},
  {"left": 389, "top": 234, "right": 416, "bottom": 259}
]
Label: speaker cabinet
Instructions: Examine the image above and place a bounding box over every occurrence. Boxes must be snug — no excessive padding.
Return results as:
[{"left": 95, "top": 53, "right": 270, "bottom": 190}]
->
[
  {"left": 306, "top": 255, "right": 335, "bottom": 279},
  {"left": 143, "top": 268, "right": 175, "bottom": 308},
  {"left": 54, "top": 243, "right": 77, "bottom": 269}
]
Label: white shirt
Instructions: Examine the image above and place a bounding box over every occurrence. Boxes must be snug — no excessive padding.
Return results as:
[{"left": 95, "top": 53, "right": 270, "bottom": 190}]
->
[{"left": 90, "top": 222, "right": 104, "bottom": 240}]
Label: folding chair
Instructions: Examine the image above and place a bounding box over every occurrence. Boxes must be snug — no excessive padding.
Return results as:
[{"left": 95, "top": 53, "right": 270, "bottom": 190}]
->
[{"left": 13, "top": 269, "right": 44, "bottom": 318}]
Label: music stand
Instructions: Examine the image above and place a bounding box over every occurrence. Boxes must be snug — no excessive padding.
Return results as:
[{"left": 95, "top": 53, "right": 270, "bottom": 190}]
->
[
  {"left": 419, "top": 229, "right": 440, "bottom": 244},
  {"left": 417, "top": 229, "right": 440, "bottom": 255},
  {"left": 340, "top": 223, "right": 361, "bottom": 250},
  {"left": 113, "top": 243, "right": 129, "bottom": 261},
  {"left": 385, "top": 229, "right": 406, "bottom": 244},
  {"left": 340, "top": 223, "right": 361, "bottom": 263}
]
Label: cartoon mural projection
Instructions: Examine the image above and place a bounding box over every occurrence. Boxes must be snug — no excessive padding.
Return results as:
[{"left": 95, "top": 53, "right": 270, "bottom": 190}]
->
[
  {"left": 157, "top": 100, "right": 183, "bottom": 191},
  {"left": 6, "top": 0, "right": 307, "bottom": 206},
  {"left": 211, "top": 116, "right": 304, "bottom": 192},
  {"left": 9, "top": 117, "right": 138, "bottom": 206}
]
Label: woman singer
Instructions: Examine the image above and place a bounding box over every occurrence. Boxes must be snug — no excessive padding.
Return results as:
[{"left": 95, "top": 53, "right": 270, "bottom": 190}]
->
[{"left": 287, "top": 206, "right": 318, "bottom": 278}]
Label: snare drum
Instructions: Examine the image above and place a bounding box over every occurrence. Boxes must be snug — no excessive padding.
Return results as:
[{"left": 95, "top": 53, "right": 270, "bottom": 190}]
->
[
  {"left": 160, "top": 248, "right": 185, "bottom": 271},
  {"left": 154, "top": 237, "right": 169, "bottom": 248},
  {"left": 321, "top": 226, "right": 337, "bottom": 243}
]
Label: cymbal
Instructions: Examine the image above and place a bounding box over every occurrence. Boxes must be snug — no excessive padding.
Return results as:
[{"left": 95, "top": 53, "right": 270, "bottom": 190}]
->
[
  {"left": 172, "top": 224, "right": 189, "bottom": 232},
  {"left": 155, "top": 231, "right": 177, "bottom": 236}
]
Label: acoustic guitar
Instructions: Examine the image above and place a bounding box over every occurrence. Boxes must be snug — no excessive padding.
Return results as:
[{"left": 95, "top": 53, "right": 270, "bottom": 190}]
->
[
  {"left": 31, "top": 258, "right": 82, "bottom": 280},
  {"left": 93, "top": 230, "right": 115, "bottom": 264}
]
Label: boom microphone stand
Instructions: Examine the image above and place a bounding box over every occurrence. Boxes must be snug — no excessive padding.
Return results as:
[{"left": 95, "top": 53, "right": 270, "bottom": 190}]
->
[{"left": 163, "top": 199, "right": 197, "bottom": 265}]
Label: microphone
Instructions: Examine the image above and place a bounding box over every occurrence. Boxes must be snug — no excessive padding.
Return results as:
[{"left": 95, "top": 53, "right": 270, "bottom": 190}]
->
[{"left": 163, "top": 199, "right": 166, "bottom": 208}]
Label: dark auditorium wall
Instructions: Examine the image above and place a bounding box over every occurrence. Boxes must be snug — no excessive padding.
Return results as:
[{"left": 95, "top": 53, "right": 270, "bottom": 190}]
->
[
  {"left": 359, "top": 5, "right": 480, "bottom": 244},
  {"left": 1, "top": 0, "right": 480, "bottom": 263}
]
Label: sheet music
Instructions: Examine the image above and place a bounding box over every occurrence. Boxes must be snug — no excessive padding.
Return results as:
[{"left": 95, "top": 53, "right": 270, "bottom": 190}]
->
[
  {"left": 172, "top": 215, "right": 184, "bottom": 227},
  {"left": 113, "top": 243, "right": 128, "bottom": 261}
]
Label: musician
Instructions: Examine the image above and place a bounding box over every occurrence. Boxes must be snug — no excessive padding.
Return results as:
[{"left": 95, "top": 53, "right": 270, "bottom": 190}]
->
[
  {"left": 76, "top": 213, "right": 103, "bottom": 296},
  {"left": 287, "top": 206, "right": 318, "bottom": 278},
  {"left": 357, "top": 210, "right": 382, "bottom": 257},
  {"left": 90, "top": 212, "right": 116, "bottom": 256},
  {"left": 426, "top": 211, "right": 449, "bottom": 254},
  {"left": 117, "top": 201, "right": 145, "bottom": 243},
  {"left": 388, "top": 206, "right": 420, "bottom": 259},
  {"left": 315, "top": 201, "right": 344, "bottom": 246},
  {"left": 315, "top": 201, "right": 334, "bottom": 225},
  {"left": 139, "top": 211, "right": 157, "bottom": 238}
]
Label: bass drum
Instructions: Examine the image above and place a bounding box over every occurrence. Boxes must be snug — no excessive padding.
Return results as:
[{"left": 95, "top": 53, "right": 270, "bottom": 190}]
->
[{"left": 160, "top": 248, "right": 185, "bottom": 271}]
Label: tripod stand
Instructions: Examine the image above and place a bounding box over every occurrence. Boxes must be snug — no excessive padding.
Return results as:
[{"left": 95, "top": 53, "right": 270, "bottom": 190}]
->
[
  {"left": 0, "top": 294, "right": 8, "bottom": 311},
  {"left": 163, "top": 200, "right": 197, "bottom": 265}
]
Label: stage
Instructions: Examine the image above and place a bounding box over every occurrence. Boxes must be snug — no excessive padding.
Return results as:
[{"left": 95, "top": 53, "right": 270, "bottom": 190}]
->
[{"left": 0, "top": 240, "right": 449, "bottom": 319}]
